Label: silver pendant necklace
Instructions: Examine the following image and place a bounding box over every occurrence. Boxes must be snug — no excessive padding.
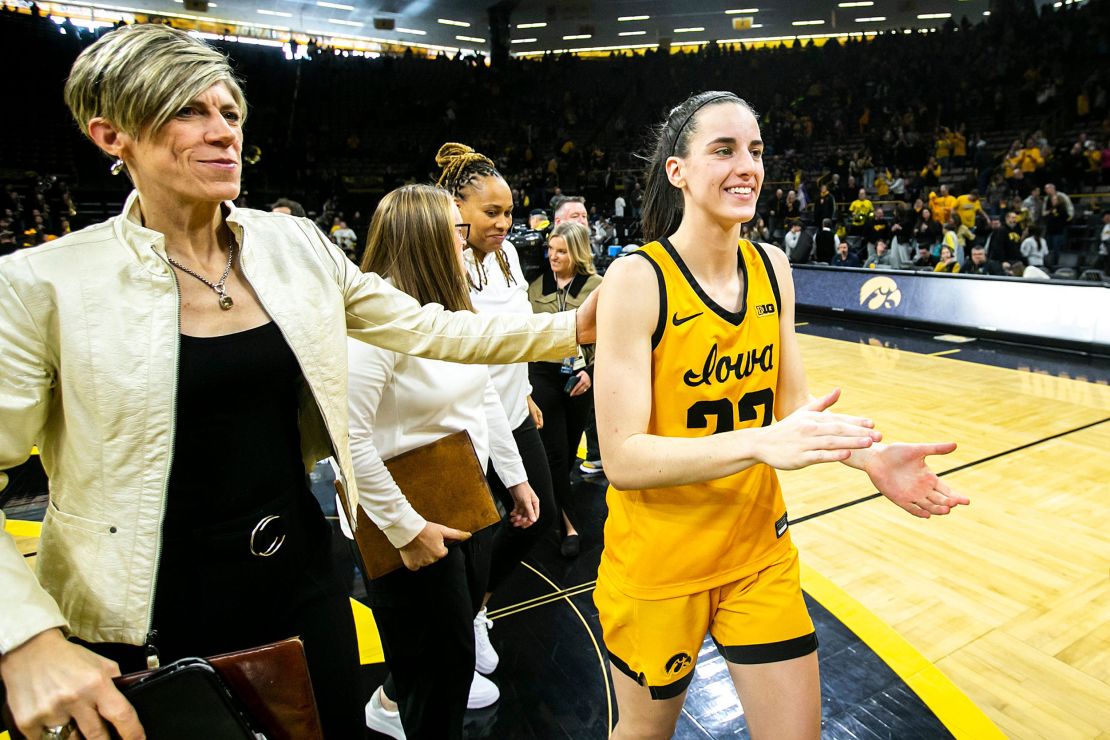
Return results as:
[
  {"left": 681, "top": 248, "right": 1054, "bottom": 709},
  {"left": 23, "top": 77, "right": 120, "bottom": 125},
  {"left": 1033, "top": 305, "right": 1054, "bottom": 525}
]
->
[{"left": 167, "top": 241, "right": 236, "bottom": 310}]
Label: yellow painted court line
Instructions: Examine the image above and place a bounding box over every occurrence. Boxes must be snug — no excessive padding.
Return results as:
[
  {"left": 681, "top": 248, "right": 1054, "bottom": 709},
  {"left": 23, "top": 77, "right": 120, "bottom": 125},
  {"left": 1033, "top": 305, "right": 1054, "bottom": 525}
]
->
[
  {"left": 522, "top": 563, "right": 613, "bottom": 733},
  {"left": 488, "top": 579, "right": 597, "bottom": 618},
  {"left": 3, "top": 519, "right": 42, "bottom": 538},
  {"left": 795, "top": 321, "right": 809, "bottom": 327},
  {"left": 928, "top": 349, "right": 962, "bottom": 357},
  {"left": 800, "top": 562, "right": 1003, "bottom": 740},
  {"left": 350, "top": 597, "right": 385, "bottom": 665},
  {"left": 490, "top": 582, "right": 598, "bottom": 621}
]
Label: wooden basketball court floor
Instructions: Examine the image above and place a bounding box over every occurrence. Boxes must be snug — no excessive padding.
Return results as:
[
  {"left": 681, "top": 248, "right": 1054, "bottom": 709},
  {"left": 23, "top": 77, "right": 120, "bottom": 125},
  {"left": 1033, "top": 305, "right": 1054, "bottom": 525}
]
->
[{"left": 3, "top": 317, "right": 1108, "bottom": 739}]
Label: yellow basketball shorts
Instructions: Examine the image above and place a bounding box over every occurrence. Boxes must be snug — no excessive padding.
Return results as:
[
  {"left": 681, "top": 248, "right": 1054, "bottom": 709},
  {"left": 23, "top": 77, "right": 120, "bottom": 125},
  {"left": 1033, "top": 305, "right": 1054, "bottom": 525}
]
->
[{"left": 595, "top": 547, "right": 817, "bottom": 700}]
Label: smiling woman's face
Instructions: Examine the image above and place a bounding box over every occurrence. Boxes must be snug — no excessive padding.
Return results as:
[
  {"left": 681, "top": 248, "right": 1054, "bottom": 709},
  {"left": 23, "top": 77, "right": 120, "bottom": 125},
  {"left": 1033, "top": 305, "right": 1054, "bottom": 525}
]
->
[
  {"left": 456, "top": 174, "right": 513, "bottom": 255},
  {"left": 667, "top": 102, "right": 765, "bottom": 229},
  {"left": 123, "top": 82, "right": 243, "bottom": 206}
]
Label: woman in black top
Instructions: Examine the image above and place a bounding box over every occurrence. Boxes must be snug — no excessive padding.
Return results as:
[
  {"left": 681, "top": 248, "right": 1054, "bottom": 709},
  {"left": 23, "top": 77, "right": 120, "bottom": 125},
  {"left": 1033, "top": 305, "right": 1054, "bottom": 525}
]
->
[
  {"left": 0, "top": 25, "right": 594, "bottom": 740},
  {"left": 914, "top": 207, "right": 942, "bottom": 252}
]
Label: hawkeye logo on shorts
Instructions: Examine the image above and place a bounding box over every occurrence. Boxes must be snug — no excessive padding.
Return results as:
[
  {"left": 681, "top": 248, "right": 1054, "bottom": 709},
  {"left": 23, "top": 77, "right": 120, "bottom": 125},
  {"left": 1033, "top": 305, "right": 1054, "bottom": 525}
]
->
[
  {"left": 756, "top": 303, "right": 776, "bottom": 317},
  {"left": 665, "top": 652, "right": 693, "bottom": 676},
  {"left": 775, "top": 512, "right": 789, "bottom": 538}
]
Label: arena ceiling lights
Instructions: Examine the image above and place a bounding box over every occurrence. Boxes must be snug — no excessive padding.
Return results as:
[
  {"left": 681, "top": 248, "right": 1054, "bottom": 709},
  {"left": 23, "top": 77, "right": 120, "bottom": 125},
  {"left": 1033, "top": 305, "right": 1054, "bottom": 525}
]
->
[{"left": 39, "top": 0, "right": 997, "bottom": 60}]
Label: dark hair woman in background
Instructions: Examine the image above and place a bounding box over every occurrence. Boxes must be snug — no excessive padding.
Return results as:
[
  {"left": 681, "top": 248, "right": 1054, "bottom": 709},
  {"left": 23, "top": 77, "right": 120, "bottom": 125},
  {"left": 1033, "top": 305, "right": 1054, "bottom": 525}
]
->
[{"left": 592, "top": 90, "right": 967, "bottom": 739}]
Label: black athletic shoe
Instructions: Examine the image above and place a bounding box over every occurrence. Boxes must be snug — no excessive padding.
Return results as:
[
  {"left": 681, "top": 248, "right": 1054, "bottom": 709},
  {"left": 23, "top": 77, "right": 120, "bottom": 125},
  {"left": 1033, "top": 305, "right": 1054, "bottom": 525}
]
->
[{"left": 560, "top": 534, "right": 581, "bottom": 558}]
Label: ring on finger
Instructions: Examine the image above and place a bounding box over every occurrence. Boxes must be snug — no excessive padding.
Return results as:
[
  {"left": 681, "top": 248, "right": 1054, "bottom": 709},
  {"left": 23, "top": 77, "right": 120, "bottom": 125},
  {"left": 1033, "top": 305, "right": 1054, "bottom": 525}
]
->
[{"left": 41, "top": 722, "right": 76, "bottom": 740}]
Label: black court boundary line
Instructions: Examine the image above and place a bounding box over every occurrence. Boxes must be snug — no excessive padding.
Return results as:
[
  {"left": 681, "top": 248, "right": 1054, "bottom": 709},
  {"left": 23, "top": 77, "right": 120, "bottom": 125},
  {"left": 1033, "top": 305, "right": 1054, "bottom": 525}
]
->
[{"left": 793, "top": 416, "right": 1110, "bottom": 525}]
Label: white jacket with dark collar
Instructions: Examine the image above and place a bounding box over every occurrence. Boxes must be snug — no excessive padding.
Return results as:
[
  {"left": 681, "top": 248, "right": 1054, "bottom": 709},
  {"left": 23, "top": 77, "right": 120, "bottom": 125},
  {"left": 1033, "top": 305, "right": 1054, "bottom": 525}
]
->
[{"left": 0, "top": 191, "right": 577, "bottom": 651}]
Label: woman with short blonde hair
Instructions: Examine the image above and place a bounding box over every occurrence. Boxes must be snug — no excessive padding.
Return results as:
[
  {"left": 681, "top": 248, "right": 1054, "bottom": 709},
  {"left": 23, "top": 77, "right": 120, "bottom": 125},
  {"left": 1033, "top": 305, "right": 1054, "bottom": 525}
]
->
[
  {"left": 64, "top": 24, "right": 249, "bottom": 148},
  {"left": 0, "top": 24, "right": 594, "bottom": 740}
]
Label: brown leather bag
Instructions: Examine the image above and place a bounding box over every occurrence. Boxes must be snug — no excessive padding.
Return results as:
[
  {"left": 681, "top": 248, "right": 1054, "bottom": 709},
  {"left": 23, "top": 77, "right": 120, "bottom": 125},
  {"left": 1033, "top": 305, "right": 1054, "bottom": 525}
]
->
[
  {"left": 337, "top": 430, "right": 502, "bottom": 580},
  {"left": 1, "top": 638, "right": 321, "bottom": 740},
  {"left": 117, "top": 638, "right": 323, "bottom": 740}
]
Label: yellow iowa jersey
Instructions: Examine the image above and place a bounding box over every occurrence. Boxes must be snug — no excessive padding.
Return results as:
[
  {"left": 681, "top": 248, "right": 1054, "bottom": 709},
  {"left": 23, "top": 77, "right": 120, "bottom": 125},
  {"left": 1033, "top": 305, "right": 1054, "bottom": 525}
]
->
[{"left": 599, "top": 237, "right": 792, "bottom": 600}]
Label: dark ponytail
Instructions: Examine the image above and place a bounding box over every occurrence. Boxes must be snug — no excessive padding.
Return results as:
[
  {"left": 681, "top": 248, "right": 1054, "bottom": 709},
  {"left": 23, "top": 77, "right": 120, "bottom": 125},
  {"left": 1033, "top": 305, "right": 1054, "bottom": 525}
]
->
[{"left": 640, "top": 91, "right": 757, "bottom": 243}]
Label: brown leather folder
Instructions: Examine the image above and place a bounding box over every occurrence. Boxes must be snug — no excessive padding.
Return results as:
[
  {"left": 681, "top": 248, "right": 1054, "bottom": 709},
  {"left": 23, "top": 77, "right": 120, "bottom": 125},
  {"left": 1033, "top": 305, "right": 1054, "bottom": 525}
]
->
[{"left": 337, "top": 430, "right": 501, "bottom": 580}]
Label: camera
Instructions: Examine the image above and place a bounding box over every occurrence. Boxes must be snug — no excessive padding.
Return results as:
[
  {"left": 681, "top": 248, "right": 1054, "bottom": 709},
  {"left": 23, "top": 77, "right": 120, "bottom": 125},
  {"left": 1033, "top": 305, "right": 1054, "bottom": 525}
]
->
[{"left": 509, "top": 222, "right": 549, "bottom": 283}]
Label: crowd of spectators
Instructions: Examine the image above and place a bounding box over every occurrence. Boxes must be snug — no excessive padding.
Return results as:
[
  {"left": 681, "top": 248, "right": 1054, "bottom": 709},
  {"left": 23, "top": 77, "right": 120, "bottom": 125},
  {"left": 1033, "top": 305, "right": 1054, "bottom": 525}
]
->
[
  {"left": 777, "top": 176, "right": 1106, "bottom": 280},
  {"left": 2, "top": 0, "right": 1108, "bottom": 278},
  {"left": 0, "top": 179, "right": 77, "bottom": 256}
]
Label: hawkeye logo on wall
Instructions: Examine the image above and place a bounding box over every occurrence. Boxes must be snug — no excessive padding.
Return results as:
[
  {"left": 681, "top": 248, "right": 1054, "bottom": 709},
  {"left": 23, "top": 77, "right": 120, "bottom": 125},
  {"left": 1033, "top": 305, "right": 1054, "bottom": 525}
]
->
[{"left": 859, "top": 276, "right": 902, "bottom": 311}]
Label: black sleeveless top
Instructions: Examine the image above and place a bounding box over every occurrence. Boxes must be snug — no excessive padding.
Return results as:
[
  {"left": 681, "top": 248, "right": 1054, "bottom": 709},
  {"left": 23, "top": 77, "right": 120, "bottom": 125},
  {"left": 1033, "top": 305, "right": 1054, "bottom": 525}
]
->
[
  {"left": 164, "top": 322, "right": 307, "bottom": 526},
  {"left": 150, "top": 322, "right": 338, "bottom": 658}
]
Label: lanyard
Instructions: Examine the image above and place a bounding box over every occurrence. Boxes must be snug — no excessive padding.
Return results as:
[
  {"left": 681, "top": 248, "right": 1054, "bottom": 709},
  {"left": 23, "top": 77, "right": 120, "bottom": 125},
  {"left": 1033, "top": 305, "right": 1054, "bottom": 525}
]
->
[{"left": 556, "top": 282, "right": 570, "bottom": 312}]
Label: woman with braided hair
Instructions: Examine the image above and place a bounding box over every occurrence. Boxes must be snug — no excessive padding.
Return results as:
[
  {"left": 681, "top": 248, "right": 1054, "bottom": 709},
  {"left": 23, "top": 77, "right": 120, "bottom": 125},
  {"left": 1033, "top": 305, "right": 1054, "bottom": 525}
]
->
[{"left": 434, "top": 142, "right": 559, "bottom": 687}]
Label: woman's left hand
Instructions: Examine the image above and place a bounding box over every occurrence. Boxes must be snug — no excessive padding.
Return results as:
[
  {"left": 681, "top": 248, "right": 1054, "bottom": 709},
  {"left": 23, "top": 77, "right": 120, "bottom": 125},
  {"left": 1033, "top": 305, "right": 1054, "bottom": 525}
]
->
[
  {"left": 507, "top": 482, "right": 540, "bottom": 528},
  {"left": 569, "top": 370, "right": 591, "bottom": 397},
  {"left": 864, "top": 442, "right": 970, "bottom": 517}
]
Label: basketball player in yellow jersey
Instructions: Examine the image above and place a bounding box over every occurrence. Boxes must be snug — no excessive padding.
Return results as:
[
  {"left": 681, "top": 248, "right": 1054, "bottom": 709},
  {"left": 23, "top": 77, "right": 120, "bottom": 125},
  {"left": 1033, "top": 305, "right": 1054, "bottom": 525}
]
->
[{"left": 593, "top": 91, "right": 970, "bottom": 740}]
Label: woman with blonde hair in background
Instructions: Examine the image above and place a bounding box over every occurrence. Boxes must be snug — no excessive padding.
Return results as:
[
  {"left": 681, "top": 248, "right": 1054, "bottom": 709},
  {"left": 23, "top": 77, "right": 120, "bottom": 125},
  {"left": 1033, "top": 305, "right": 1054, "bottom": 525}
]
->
[
  {"left": 0, "top": 26, "right": 593, "bottom": 740},
  {"left": 528, "top": 222, "right": 603, "bottom": 557},
  {"left": 349, "top": 184, "right": 542, "bottom": 739}
]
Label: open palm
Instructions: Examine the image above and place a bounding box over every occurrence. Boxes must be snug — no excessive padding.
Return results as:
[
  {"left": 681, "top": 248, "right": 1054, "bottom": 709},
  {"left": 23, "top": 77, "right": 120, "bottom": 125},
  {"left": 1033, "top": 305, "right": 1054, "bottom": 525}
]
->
[{"left": 865, "top": 442, "right": 970, "bottom": 518}]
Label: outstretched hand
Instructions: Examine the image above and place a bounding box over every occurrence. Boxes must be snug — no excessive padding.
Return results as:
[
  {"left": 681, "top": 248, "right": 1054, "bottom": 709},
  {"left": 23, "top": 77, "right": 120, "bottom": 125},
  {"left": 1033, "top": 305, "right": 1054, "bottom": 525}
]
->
[{"left": 864, "top": 442, "right": 970, "bottom": 517}]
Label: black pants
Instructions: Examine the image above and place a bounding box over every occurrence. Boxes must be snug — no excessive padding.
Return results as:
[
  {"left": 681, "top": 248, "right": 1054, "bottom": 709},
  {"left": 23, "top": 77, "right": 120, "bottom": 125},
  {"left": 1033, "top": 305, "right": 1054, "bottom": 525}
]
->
[
  {"left": 529, "top": 363, "right": 594, "bottom": 530},
  {"left": 485, "top": 416, "right": 556, "bottom": 593},
  {"left": 371, "top": 528, "right": 492, "bottom": 740},
  {"left": 583, "top": 408, "right": 601, "bottom": 462},
  {"left": 84, "top": 491, "right": 363, "bottom": 739}
]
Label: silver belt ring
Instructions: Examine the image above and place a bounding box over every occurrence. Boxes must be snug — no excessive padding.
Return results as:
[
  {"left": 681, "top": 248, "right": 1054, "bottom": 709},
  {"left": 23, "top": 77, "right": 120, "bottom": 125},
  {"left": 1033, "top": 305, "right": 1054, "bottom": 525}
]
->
[{"left": 249, "top": 514, "right": 286, "bottom": 557}]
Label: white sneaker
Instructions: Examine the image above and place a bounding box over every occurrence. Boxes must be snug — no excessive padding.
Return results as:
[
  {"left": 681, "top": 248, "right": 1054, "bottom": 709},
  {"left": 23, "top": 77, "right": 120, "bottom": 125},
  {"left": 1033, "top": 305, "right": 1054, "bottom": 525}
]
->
[
  {"left": 579, "top": 459, "right": 604, "bottom": 476},
  {"left": 365, "top": 686, "right": 405, "bottom": 739},
  {"left": 467, "top": 671, "right": 500, "bottom": 709},
  {"left": 473, "top": 607, "right": 499, "bottom": 675}
]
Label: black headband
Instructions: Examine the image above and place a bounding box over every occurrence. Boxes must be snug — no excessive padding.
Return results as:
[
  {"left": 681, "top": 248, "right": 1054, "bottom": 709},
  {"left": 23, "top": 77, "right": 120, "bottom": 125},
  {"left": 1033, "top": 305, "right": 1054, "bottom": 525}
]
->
[{"left": 669, "top": 94, "right": 740, "bottom": 157}]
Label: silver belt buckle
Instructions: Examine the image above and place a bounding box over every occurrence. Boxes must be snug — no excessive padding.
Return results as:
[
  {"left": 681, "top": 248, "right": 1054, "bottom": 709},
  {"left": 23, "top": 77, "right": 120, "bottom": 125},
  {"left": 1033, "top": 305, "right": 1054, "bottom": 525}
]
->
[{"left": 249, "top": 514, "right": 286, "bottom": 557}]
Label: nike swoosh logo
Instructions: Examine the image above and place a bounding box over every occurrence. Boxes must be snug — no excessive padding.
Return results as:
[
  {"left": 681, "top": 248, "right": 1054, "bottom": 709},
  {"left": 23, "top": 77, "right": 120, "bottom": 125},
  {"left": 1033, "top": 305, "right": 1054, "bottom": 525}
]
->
[{"left": 672, "top": 311, "right": 703, "bottom": 326}]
